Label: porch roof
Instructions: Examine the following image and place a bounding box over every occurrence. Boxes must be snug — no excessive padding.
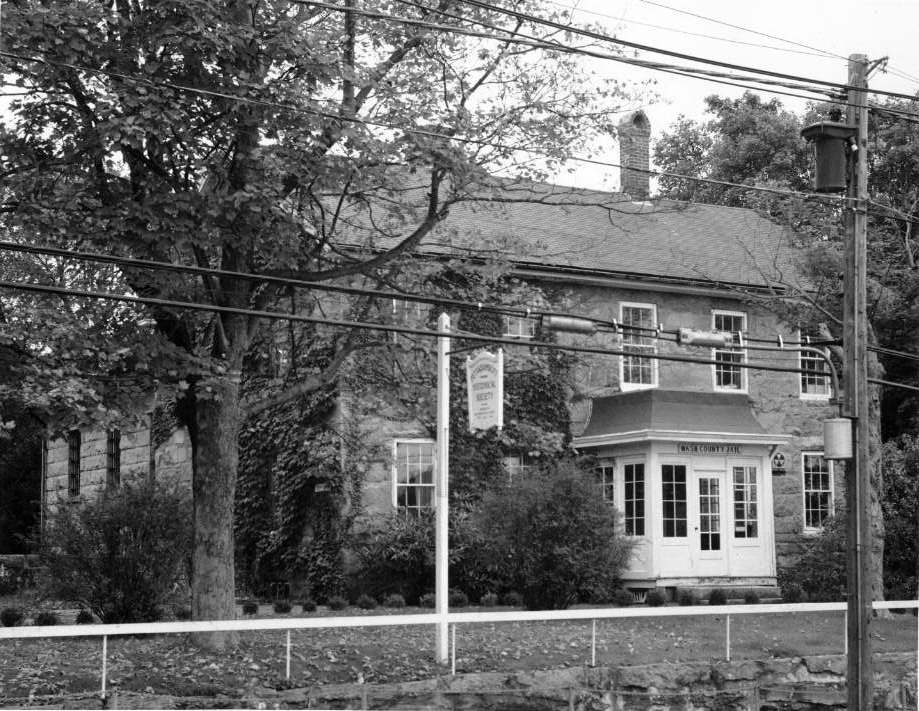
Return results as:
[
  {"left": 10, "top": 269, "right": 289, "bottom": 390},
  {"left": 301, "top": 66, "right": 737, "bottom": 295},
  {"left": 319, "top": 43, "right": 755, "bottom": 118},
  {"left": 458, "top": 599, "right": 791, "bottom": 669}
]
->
[{"left": 575, "top": 389, "right": 783, "bottom": 445}]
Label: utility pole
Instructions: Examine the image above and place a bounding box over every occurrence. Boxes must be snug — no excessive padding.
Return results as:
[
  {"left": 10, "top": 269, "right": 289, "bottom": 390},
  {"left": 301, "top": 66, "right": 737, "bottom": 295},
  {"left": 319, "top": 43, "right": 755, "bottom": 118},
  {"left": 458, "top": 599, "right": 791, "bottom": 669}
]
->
[
  {"left": 844, "top": 53, "right": 872, "bottom": 710},
  {"left": 435, "top": 312, "right": 450, "bottom": 665}
]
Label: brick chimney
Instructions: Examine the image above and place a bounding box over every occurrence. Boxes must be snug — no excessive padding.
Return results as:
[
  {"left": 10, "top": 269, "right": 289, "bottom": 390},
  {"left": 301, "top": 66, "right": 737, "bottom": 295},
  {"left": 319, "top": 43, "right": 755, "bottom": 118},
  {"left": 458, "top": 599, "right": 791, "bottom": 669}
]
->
[{"left": 618, "top": 110, "right": 651, "bottom": 200}]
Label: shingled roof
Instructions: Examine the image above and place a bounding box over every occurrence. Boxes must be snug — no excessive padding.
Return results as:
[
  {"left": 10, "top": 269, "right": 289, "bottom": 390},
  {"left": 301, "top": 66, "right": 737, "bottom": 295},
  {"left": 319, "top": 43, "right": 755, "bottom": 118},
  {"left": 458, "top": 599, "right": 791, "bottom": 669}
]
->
[{"left": 424, "top": 182, "right": 799, "bottom": 289}]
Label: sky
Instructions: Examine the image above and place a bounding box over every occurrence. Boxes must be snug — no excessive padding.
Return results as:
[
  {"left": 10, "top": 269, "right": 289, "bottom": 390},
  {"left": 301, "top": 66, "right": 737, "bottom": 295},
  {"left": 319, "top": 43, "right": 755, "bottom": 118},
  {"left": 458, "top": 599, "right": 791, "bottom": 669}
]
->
[{"left": 554, "top": 0, "right": 919, "bottom": 190}]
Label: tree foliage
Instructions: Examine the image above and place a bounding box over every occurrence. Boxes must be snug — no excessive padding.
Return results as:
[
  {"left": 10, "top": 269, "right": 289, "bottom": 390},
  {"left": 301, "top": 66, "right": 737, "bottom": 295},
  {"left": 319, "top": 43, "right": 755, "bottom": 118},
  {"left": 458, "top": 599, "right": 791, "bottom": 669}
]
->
[
  {"left": 881, "top": 434, "right": 919, "bottom": 600},
  {"left": 1, "top": 0, "right": 640, "bottom": 635},
  {"left": 472, "top": 459, "right": 632, "bottom": 610},
  {"left": 37, "top": 479, "right": 192, "bottom": 623}
]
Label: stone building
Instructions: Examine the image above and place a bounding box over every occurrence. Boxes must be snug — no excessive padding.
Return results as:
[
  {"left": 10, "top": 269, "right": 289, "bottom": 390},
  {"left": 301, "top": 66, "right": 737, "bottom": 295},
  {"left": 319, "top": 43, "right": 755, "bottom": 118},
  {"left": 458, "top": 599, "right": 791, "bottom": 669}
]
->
[{"left": 43, "top": 111, "right": 840, "bottom": 594}]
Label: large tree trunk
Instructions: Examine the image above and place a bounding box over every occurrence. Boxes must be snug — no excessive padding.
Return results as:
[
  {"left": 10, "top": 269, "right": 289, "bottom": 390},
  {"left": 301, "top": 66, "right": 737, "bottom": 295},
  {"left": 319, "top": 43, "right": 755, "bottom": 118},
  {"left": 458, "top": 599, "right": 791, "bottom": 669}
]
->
[{"left": 191, "top": 375, "right": 242, "bottom": 650}]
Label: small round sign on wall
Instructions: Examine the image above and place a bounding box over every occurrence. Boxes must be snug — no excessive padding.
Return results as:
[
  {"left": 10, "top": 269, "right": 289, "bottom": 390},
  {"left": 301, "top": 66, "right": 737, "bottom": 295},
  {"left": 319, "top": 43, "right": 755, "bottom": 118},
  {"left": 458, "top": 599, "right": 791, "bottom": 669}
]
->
[{"left": 771, "top": 451, "right": 787, "bottom": 473}]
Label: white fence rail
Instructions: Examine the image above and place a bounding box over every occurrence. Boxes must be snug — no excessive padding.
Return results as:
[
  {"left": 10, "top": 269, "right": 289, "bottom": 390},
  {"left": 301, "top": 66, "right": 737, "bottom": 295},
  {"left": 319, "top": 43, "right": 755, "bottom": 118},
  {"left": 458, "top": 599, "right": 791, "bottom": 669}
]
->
[{"left": 1, "top": 600, "right": 917, "bottom": 698}]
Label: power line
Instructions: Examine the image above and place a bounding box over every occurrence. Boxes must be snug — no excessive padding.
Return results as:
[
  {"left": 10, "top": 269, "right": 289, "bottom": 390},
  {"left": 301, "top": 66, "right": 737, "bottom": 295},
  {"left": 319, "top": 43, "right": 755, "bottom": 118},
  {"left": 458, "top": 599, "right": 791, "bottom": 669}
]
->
[
  {"left": 449, "top": 0, "right": 919, "bottom": 103},
  {"left": 543, "top": 0, "right": 833, "bottom": 58},
  {"left": 0, "top": 49, "right": 858, "bottom": 208},
  {"left": 0, "top": 277, "right": 843, "bottom": 381}
]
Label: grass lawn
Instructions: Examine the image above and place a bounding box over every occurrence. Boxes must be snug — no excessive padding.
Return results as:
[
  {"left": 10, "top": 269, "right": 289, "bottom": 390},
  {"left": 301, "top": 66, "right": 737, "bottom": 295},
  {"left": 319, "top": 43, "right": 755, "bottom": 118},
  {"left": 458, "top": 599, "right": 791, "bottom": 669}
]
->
[{"left": 0, "top": 602, "right": 916, "bottom": 705}]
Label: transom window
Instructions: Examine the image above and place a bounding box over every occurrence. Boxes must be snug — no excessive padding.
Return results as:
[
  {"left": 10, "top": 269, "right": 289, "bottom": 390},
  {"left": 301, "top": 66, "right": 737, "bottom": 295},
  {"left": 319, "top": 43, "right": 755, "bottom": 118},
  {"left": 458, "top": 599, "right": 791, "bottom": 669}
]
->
[
  {"left": 732, "top": 466, "right": 758, "bottom": 538},
  {"left": 661, "top": 464, "right": 687, "bottom": 537},
  {"left": 620, "top": 303, "right": 658, "bottom": 389},
  {"left": 712, "top": 311, "right": 747, "bottom": 391},
  {"left": 802, "top": 453, "right": 834, "bottom": 529},
  {"left": 595, "top": 459, "right": 615, "bottom": 504},
  {"left": 623, "top": 462, "right": 646, "bottom": 536},
  {"left": 67, "top": 430, "right": 81, "bottom": 497},
  {"left": 106, "top": 429, "right": 121, "bottom": 489},
  {"left": 502, "top": 315, "right": 537, "bottom": 339},
  {"left": 394, "top": 441, "right": 435, "bottom": 513}
]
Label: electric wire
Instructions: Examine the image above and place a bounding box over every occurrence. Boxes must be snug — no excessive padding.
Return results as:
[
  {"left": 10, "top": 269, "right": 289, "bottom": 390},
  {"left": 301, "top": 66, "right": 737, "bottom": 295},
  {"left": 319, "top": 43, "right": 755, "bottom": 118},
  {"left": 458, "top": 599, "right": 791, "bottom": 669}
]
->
[
  {"left": 0, "top": 278, "right": 845, "bottom": 381},
  {"left": 542, "top": 0, "right": 833, "bottom": 58},
  {"left": 448, "top": 0, "right": 919, "bottom": 103}
]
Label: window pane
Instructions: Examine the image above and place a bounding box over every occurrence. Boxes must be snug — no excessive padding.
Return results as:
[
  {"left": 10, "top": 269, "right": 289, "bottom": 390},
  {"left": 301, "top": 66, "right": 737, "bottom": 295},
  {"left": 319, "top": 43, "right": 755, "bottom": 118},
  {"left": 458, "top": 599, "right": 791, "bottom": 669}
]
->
[
  {"left": 395, "top": 441, "right": 435, "bottom": 513},
  {"left": 802, "top": 454, "right": 833, "bottom": 529},
  {"left": 621, "top": 305, "right": 657, "bottom": 386},
  {"left": 661, "top": 465, "right": 686, "bottom": 538}
]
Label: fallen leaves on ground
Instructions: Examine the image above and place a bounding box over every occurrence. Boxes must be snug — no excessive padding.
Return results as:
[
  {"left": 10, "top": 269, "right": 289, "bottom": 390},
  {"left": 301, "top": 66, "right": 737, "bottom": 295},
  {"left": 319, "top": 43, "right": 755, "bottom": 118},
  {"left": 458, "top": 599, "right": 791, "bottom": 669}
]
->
[{"left": 0, "top": 607, "right": 915, "bottom": 706}]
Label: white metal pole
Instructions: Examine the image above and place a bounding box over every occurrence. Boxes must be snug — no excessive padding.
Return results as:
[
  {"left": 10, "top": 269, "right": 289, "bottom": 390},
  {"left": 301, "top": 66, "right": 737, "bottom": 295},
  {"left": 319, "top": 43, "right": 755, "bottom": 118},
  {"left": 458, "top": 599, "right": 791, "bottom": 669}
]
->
[
  {"left": 101, "top": 634, "right": 108, "bottom": 699},
  {"left": 286, "top": 630, "right": 291, "bottom": 680},
  {"left": 435, "top": 312, "right": 451, "bottom": 664},
  {"left": 725, "top": 615, "right": 731, "bottom": 662}
]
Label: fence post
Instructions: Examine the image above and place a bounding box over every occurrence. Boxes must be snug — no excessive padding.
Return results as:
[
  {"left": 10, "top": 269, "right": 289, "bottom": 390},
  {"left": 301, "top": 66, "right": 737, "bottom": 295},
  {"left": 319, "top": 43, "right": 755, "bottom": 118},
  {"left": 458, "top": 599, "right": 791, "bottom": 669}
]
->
[
  {"left": 591, "top": 619, "right": 597, "bottom": 667},
  {"left": 101, "top": 634, "right": 108, "bottom": 699},
  {"left": 843, "top": 610, "right": 848, "bottom": 655},
  {"left": 725, "top": 615, "right": 731, "bottom": 662},
  {"left": 286, "top": 630, "right": 291, "bottom": 680},
  {"left": 450, "top": 624, "right": 456, "bottom": 676}
]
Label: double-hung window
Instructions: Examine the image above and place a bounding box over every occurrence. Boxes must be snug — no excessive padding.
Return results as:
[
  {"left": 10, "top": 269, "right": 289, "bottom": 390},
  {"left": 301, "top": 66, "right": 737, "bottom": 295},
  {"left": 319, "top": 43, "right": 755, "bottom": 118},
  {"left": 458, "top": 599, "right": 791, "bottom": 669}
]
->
[
  {"left": 661, "top": 464, "right": 687, "bottom": 537},
  {"left": 802, "top": 453, "right": 834, "bottom": 530},
  {"left": 502, "top": 314, "right": 537, "bottom": 340},
  {"left": 732, "top": 465, "right": 758, "bottom": 538},
  {"left": 620, "top": 303, "right": 657, "bottom": 389},
  {"left": 67, "top": 430, "right": 81, "bottom": 497},
  {"left": 595, "top": 459, "right": 615, "bottom": 504},
  {"left": 798, "top": 331, "right": 831, "bottom": 399},
  {"left": 503, "top": 453, "right": 534, "bottom": 483},
  {"left": 393, "top": 440, "right": 435, "bottom": 513},
  {"left": 623, "top": 462, "right": 646, "bottom": 536},
  {"left": 712, "top": 310, "right": 746, "bottom": 391},
  {"left": 106, "top": 429, "right": 121, "bottom": 489}
]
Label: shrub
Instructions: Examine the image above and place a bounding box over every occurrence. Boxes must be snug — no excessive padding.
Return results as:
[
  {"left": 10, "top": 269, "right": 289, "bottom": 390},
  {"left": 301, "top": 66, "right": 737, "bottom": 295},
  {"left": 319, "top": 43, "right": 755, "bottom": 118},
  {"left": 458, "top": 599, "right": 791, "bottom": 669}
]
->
[
  {"left": 327, "top": 595, "right": 348, "bottom": 611},
  {"left": 781, "top": 582, "right": 804, "bottom": 603},
  {"left": 500, "top": 591, "right": 523, "bottom": 608},
  {"left": 356, "top": 594, "right": 377, "bottom": 610},
  {"left": 611, "top": 589, "right": 634, "bottom": 607},
  {"left": 472, "top": 461, "right": 634, "bottom": 610},
  {"left": 448, "top": 590, "right": 469, "bottom": 608},
  {"left": 351, "top": 511, "right": 435, "bottom": 604},
  {"left": 300, "top": 597, "right": 317, "bottom": 613},
  {"left": 743, "top": 590, "right": 760, "bottom": 605},
  {"left": 778, "top": 509, "right": 847, "bottom": 602},
  {"left": 37, "top": 479, "right": 192, "bottom": 623},
  {"left": 707, "top": 588, "right": 728, "bottom": 606},
  {"left": 1, "top": 607, "right": 23, "bottom": 627},
  {"left": 419, "top": 592, "right": 436, "bottom": 608},
  {"left": 174, "top": 607, "right": 192, "bottom": 620},
  {"left": 273, "top": 600, "right": 292, "bottom": 614},
  {"left": 645, "top": 590, "right": 666, "bottom": 607},
  {"left": 34, "top": 611, "right": 60, "bottom": 626},
  {"left": 242, "top": 600, "right": 259, "bottom": 615},
  {"left": 382, "top": 593, "right": 405, "bottom": 609},
  {"left": 678, "top": 589, "right": 698, "bottom": 606},
  {"left": 479, "top": 592, "right": 499, "bottom": 608},
  {"left": 75, "top": 609, "right": 94, "bottom": 624}
]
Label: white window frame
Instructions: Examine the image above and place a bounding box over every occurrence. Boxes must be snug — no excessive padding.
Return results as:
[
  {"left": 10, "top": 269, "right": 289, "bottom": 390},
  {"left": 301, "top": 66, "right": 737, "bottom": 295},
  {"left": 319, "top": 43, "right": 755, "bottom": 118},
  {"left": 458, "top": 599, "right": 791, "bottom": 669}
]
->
[
  {"left": 503, "top": 453, "right": 534, "bottom": 483},
  {"left": 731, "top": 464, "right": 759, "bottom": 541},
  {"left": 594, "top": 458, "right": 616, "bottom": 505},
  {"left": 392, "top": 439, "right": 436, "bottom": 513},
  {"left": 797, "top": 330, "right": 831, "bottom": 400},
  {"left": 622, "top": 459, "right": 646, "bottom": 537},
  {"left": 619, "top": 302, "right": 658, "bottom": 391},
  {"left": 502, "top": 314, "right": 537, "bottom": 340},
  {"left": 801, "top": 452, "right": 835, "bottom": 532},
  {"left": 712, "top": 310, "right": 747, "bottom": 392}
]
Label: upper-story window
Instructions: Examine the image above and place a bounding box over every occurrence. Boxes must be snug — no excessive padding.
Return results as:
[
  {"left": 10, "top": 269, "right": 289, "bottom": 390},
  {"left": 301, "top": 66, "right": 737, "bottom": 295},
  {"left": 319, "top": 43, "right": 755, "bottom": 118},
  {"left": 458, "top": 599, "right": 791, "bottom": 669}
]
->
[
  {"left": 620, "top": 303, "right": 657, "bottom": 390},
  {"left": 67, "top": 430, "right": 81, "bottom": 497},
  {"left": 106, "top": 429, "right": 121, "bottom": 489},
  {"left": 802, "top": 452, "right": 834, "bottom": 530},
  {"left": 798, "top": 331, "right": 831, "bottom": 399},
  {"left": 712, "top": 310, "right": 747, "bottom": 391},
  {"left": 393, "top": 440, "right": 435, "bottom": 513},
  {"left": 502, "top": 315, "right": 537, "bottom": 339}
]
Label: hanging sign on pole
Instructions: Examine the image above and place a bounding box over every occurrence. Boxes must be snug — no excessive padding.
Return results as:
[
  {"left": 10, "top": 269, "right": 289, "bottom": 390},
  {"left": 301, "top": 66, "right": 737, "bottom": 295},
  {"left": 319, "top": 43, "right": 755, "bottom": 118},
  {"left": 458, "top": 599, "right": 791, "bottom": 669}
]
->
[{"left": 466, "top": 349, "right": 504, "bottom": 432}]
